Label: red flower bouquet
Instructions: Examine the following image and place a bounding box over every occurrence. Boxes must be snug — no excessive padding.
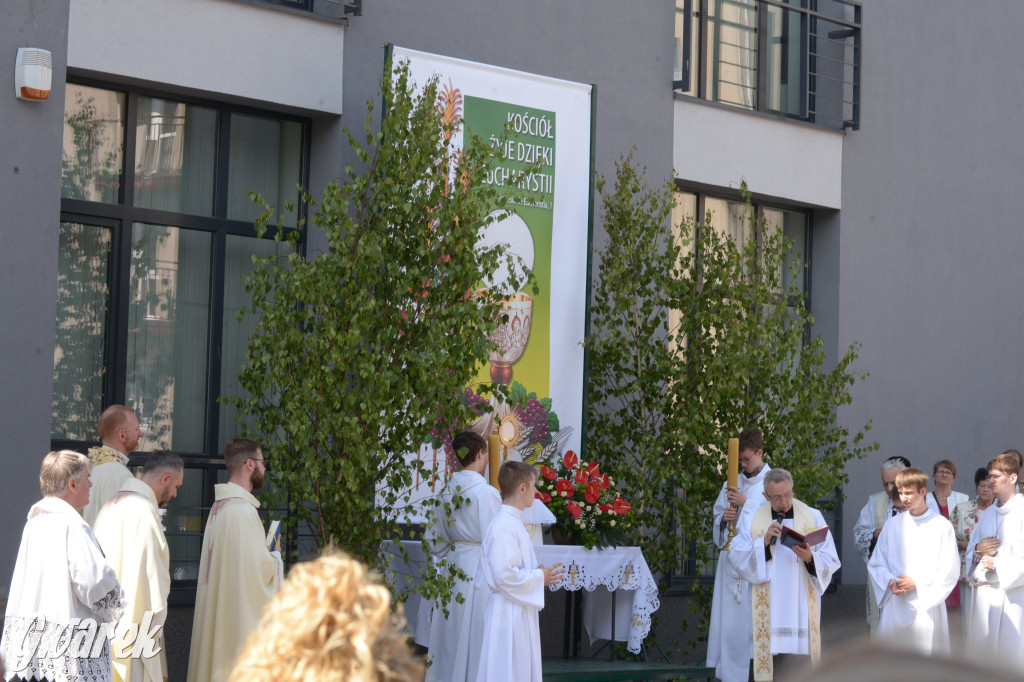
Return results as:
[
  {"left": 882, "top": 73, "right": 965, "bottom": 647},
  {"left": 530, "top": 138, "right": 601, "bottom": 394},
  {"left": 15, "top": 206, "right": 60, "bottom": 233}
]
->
[{"left": 534, "top": 450, "right": 633, "bottom": 549}]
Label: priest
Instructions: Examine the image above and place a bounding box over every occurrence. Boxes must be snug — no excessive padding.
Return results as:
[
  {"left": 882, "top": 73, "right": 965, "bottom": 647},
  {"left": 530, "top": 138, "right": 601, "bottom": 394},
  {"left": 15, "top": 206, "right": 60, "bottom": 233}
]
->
[
  {"left": 1, "top": 450, "right": 125, "bottom": 682},
  {"left": 964, "top": 452, "right": 1024, "bottom": 660},
  {"left": 728, "top": 468, "right": 840, "bottom": 682},
  {"left": 706, "top": 427, "right": 771, "bottom": 682},
  {"left": 187, "top": 439, "right": 284, "bottom": 682},
  {"left": 82, "top": 405, "right": 143, "bottom": 527},
  {"left": 867, "top": 467, "right": 959, "bottom": 653},
  {"left": 94, "top": 451, "right": 184, "bottom": 682},
  {"left": 425, "top": 431, "right": 502, "bottom": 682}
]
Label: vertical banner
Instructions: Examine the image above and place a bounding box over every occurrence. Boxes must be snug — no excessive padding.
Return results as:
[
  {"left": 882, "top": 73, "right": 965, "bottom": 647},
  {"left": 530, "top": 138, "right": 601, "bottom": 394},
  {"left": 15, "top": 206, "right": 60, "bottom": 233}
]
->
[{"left": 390, "top": 47, "right": 593, "bottom": 515}]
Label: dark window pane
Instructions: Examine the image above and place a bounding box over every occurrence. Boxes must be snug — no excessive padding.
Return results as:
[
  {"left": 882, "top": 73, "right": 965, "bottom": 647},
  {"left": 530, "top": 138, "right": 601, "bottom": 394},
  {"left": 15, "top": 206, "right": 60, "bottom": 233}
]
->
[
  {"left": 62, "top": 85, "right": 125, "bottom": 203},
  {"left": 227, "top": 113, "right": 302, "bottom": 227},
  {"left": 766, "top": 5, "right": 805, "bottom": 116},
  {"left": 127, "top": 224, "right": 212, "bottom": 453},
  {"left": 52, "top": 223, "right": 112, "bottom": 440},
  {"left": 764, "top": 207, "right": 807, "bottom": 295},
  {"left": 134, "top": 97, "right": 217, "bottom": 216},
  {"left": 219, "top": 235, "right": 293, "bottom": 443}
]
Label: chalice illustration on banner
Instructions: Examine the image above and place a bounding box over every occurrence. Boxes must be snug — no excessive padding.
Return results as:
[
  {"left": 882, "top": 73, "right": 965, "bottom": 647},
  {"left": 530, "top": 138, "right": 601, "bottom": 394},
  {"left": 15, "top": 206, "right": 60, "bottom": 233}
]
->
[{"left": 477, "top": 211, "right": 535, "bottom": 385}]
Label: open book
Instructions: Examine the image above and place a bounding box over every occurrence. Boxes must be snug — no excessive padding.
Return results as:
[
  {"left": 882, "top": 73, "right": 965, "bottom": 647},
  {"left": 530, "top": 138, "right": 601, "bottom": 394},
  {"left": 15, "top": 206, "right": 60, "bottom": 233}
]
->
[
  {"left": 779, "top": 524, "right": 828, "bottom": 549},
  {"left": 266, "top": 519, "right": 281, "bottom": 552}
]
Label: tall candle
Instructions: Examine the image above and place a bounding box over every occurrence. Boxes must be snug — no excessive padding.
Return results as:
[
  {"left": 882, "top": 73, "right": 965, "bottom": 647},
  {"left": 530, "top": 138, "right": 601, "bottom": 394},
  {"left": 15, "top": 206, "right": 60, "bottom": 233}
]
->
[
  {"left": 488, "top": 433, "right": 500, "bottom": 489},
  {"left": 727, "top": 437, "right": 739, "bottom": 489}
]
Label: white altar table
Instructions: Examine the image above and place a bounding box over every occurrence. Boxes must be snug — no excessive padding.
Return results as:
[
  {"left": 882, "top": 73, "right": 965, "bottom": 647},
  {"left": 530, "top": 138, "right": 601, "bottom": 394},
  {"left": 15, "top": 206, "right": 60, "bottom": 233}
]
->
[{"left": 391, "top": 541, "right": 660, "bottom": 654}]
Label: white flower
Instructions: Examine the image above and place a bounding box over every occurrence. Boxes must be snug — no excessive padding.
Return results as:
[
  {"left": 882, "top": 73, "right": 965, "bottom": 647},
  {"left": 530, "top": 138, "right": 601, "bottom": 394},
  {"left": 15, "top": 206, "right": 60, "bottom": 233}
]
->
[{"left": 610, "top": 520, "right": 616, "bottom": 527}]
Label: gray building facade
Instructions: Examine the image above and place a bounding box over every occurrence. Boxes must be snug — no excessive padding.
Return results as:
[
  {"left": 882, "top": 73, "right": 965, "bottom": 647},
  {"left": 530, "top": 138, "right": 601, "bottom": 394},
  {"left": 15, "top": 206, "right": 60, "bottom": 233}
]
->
[{"left": 3, "top": 0, "right": 1024, "bottom": 671}]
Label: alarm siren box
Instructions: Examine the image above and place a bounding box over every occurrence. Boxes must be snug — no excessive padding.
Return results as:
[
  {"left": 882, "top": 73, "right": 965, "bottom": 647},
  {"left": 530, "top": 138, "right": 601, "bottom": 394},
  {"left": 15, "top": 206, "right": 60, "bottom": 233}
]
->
[{"left": 15, "top": 48, "right": 53, "bottom": 101}]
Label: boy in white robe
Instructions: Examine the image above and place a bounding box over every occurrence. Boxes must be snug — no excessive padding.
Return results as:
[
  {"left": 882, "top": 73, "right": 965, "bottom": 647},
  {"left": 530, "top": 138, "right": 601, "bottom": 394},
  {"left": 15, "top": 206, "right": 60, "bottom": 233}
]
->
[
  {"left": 851, "top": 457, "right": 908, "bottom": 631},
  {"left": 94, "top": 451, "right": 184, "bottom": 682},
  {"left": 728, "top": 468, "right": 840, "bottom": 682},
  {"left": 707, "top": 427, "right": 771, "bottom": 682},
  {"left": 867, "top": 467, "right": 959, "bottom": 654},
  {"left": 964, "top": 453, "right": 1024, "bottom": 661},
  {"left": 425, "top": 431, "right": 501, "bottom": 682},
  {"left": 1, "top": 450, "right": 125, "bottom": 682},
  {"left": 475, "top": 462, "right": 564, "bottom": 682},
  {"left": 187, "top": 439, "right": 283, "bottom": 682}
]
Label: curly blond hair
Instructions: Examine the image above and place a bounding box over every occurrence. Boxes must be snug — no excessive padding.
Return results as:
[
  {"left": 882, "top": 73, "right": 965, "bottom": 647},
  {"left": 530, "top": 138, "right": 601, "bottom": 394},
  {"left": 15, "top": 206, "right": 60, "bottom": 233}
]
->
[{"left": 228, "top": 551, "right": 424, "bottom": 682}]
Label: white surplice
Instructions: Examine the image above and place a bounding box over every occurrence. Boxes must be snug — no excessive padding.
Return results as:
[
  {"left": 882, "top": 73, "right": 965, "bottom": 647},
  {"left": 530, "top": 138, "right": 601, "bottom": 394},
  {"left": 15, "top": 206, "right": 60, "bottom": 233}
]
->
[
  {"left": 186, "top": 483, "right": 284, "bottom": 682},
  {"left": 867, "top": 508, "right": 959, "bottom": 654},
  {"left": 728, "top": 501, "right": 840, "bottom": 658},
  {"left": 0, "top": 497, "right": 126, "bottom": 682},
  {"left": 706, "top": 464, "right": 771, "bottom": 682},
  {"left": 94, "top": 477, "right": 171, "bottom": 682},
  {"left": 964, "top": 493, "right": 1024, "bottom": 661},
  {"left": 425, "top": 469, "right": 501, "bottom": 682},
  {"left": 82, "top": 446, "right": 133, "bottom": 528},
  {"left": 475, "top": 505, "right": 545, "bottom": 682}
]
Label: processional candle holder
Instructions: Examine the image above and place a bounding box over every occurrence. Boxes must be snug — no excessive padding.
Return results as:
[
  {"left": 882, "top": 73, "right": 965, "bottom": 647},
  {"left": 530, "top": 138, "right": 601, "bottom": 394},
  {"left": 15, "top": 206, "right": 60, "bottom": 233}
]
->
[{"left": 723, "top": 437, "right": 740, "bottom": 551}]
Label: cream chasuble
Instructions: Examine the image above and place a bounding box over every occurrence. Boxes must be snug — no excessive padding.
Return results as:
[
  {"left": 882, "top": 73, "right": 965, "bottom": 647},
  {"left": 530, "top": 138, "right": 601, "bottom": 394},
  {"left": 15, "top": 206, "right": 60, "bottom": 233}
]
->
[
  {"left": 706, "top": 464, "right": 771, "bottom": 682},
  {"left": 474, "top": 505, "right": 545, "bottom": 682},
  {"left": 867, "top": 507, "right": 959, "bottom": 654},
  {"left": 964, "top": 493, "right": 1024, "bottom": 662},
  {"left": 728, "top": 499, "right": 840, "bottom": 682},
  {"left": 94, "top": 477, "right": 171, "bottom": 682},
  {"left": 83, "top": 446, "right": 133, "bottom": 528},
  {"left": 425, "top": 469, "right": 501, "bottom": 682},
  {"left": 186, "top": 483, "right": 283, "bottom": 682}
]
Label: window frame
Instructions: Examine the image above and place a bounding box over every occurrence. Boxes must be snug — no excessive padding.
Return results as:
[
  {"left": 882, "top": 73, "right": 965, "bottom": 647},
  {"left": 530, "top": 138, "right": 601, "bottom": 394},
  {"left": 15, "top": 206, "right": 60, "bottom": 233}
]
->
[{"left": 55, "top": 77, "right": 310, "bottom": 458}]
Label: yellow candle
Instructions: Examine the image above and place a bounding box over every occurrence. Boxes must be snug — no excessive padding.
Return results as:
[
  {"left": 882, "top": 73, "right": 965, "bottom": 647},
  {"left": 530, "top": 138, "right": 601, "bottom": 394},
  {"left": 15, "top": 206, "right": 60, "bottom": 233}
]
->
[
  {"left": 488, "top": 433, "right": 500, "bottom": 489},
  {"left": 727, "top": 437, "right": 739, "bottom": 489}
]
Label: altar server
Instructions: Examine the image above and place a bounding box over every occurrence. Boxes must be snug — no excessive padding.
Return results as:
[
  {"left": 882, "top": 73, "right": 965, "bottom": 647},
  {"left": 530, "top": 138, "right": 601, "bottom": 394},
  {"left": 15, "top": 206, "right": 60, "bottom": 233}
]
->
[
  {"left": 94, "top": 451, "right": 184, "bottom": 682},
  {"left": 425, "top": 431, "right": 501, "bottom": 682},
  {"left": 187, "top": 439, "right": 284, "bottom": 682},
  {"left": 852, "top": 456, "right": 909, "bottom": 631},
  {"left": 474, "top": 462, "right": 563, "bottom": 682},
  {"left": 706, "top": 427, "right": 771, "bottom": 682},
  {"left": 729, "top": 468, "right": 840, "bottom": 682},
  {"left": 964, "top": 452, "right": 1024, "bottom": 661},
  {"left": 867, "top": 467, "right": 959, "bottom": 654}
]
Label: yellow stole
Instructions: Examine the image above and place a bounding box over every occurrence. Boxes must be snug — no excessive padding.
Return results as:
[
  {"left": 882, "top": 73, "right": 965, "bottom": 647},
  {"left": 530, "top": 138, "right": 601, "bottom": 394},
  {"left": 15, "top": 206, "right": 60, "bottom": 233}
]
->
[
  {"left": 750, "top": 499, "right": 821, "bottom": 682},
  {"left": 87, "top": 445, "right": 127, "bottom": 467}
]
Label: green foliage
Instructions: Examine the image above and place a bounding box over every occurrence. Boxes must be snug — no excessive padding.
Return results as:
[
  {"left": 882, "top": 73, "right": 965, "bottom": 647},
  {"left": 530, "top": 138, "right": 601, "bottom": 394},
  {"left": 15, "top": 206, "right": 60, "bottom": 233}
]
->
[
  {"left": 585, "top": 154, "right": 878, "bottom": 648},
  {"left": 231, "top": 60, "right": 528, "bottom": 608}
]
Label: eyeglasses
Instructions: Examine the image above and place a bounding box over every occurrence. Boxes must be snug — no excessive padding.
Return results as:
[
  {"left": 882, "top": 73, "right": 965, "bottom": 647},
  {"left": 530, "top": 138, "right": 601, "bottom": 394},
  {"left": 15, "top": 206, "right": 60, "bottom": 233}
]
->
[
  {"left": 248, "top": 457, "right": 269, "bottom": 471},
  {"left": 935, "top": 470, "right": 953, "bottom": 476},
  {"left": 766, "top": 492, "right": 794, "bottom": 504}
]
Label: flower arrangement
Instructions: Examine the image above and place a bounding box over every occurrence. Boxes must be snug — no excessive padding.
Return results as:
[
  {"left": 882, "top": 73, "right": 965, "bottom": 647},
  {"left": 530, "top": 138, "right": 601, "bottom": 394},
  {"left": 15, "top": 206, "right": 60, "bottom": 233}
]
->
[{"left": 535, "top": 449, "right": 633, "bottom": 550}]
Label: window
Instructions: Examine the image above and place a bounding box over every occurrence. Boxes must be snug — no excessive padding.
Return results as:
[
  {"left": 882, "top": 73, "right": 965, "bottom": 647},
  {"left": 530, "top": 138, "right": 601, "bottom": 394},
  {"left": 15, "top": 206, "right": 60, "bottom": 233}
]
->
[
  {"left": 54, "top": 81, "right": 306, "bottom": 598},
  {"left": 674, "top": 0, "right": 861, "bottom": 130},
  {"left": 669, "top": 188, "right": 812, "bottom": 589}
]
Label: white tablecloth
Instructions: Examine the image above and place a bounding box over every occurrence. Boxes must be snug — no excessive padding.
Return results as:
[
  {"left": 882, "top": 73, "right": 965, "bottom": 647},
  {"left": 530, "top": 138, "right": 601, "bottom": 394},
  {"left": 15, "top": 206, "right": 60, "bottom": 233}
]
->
[
  {"left": 539, "top": 545, "right": 660, "bottom": 653},
  {"left": 390, "top": 541, "right": 659, "bottom": 654}
]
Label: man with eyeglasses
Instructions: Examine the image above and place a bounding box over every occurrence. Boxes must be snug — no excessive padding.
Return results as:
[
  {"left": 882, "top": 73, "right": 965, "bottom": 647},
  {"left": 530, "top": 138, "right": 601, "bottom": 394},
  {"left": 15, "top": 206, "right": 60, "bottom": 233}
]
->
[
  {"left": 707, "top": 428, "right": 772, "bottom": 682},
  {"left": 851, "top": 456, "right": 910, "bottom": 633},
  {"left": 187, "top": 439, "right": 284, "bottom": 682},
  {"left": 729, "top": 468, "right": 840, "bottom": 681},
  {"left": 964, "top": 453, "right": 1024, "bottom": 659}
]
